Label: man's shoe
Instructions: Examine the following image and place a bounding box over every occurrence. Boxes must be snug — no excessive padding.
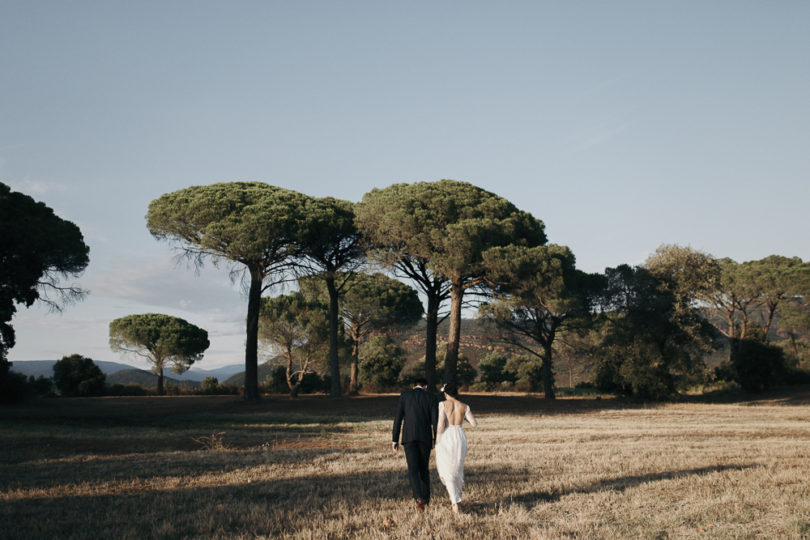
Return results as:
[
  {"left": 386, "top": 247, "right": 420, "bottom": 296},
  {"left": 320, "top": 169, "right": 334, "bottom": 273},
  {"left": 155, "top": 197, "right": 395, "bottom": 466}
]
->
[{"left": 416, "top": 498, "right": 426, "bottom": 512}]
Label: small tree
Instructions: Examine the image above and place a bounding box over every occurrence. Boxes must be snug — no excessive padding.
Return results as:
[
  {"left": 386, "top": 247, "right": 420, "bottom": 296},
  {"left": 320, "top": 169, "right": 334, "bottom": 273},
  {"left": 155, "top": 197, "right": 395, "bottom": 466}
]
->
[
  {"left": 294, "top": 197, "right": 364, "bottom": 397},
  {"left": 299, "top": 272, "right": 422, "bottom": 394},
  {"left": 504, "top": 355, "right": 544, "bottom": 392},
  {"left": 201, "top": 376, "right": 219, "bottom": 394},
  {"left": 258, "top": 292, "right": 329, "bottom": 397},
  {"left": 53, "top": 354, "right": 105, "bottom": 397},
  {"left": 739, "top": 255, "right": 810, "bottom": 340},
  {"left": 594, "top": 265, "right": 714, "bottom": 399},
  {"left": 478, "top": 352, "right": 510, "bottom": 389},
  {"left": 778, "top": 298, "right": 810, "bottom": 364},
  {"left": 109, "top": 313, "right": 209, "bottom": 396},
  {"left": 358, "top": 335, "right": 406, "bottom": 390},
  {"left": 480, "top": 244, "right": 603, "bottom": 399},
  {"left": 729, "top": 338, "right": 788, "bottom": 392}
]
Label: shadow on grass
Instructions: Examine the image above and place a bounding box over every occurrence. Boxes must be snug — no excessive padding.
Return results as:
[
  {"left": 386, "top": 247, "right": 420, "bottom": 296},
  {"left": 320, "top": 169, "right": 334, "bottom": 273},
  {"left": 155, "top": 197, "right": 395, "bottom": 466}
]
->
[
  {"left": 0, "top": 446, "right": 372, "bottom": 496},
  {"left": 478, "top": 463, "right": 758, "bottom": 511},
  {"left": 684, "top": 384, "right": 810, "bottom": 406},
  {"left": 0, "top": 464, "right": 414, "bottom": 539},
  {"left": 0, "top": 458, "right": 762, "bottom": 538}
]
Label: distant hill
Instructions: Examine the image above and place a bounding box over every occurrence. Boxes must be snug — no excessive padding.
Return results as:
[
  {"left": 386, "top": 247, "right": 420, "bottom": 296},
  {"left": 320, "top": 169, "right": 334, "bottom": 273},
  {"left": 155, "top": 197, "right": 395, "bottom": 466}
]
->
[
  {"left": 173, "top": 364, "right": 244, "bottom": 382},
  {"left": 107, "top": 369, "right": 199, "bottom": 388},
  {"left": 10, "top": 360, "right": 138, "bottom": 378},
  {"left": 224, "top": 362, "right": 276, "bottom": 386}
]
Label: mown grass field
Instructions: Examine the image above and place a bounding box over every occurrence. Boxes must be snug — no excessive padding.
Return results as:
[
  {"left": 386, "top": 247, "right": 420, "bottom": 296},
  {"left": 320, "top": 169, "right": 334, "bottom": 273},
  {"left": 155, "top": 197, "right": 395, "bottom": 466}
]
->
[{"left": 2, "top": 390, "right": 810, "bottom": 539}]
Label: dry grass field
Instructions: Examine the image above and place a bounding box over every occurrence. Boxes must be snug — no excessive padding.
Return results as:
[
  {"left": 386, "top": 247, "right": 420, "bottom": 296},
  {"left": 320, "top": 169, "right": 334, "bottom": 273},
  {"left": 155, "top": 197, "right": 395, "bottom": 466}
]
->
[{"left": 2, "top": 390, "right": 810, "bottom": 539}]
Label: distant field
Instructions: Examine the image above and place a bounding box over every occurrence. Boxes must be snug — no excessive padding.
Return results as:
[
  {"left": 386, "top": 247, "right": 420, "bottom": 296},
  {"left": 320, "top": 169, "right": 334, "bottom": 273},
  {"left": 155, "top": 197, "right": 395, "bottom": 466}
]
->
[{"left": 2, "top": 390, "right": 810, "bottom": 539}]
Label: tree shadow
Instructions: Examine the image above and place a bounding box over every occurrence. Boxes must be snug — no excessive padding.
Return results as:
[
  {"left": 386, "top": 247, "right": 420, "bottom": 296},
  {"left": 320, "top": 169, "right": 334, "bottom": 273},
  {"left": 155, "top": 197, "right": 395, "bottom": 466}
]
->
[
  {"left": 464, "top": 463, "right": 758, "bottom": 512},
  {"left": 1, "top": 457, "right": 761, "bottom": 538},
  {"left": 683, "top": 385, "right": 810, "bottom": 406},
  {"left": 1, "top": 465, "right": 412, "bottom": 539}
]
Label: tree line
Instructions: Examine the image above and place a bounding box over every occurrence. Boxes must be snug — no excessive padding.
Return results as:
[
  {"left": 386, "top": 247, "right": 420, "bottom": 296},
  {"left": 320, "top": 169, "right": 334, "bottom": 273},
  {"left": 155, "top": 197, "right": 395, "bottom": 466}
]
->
[{"left": 2, "top": 180, "right": 809, "bottom": 402}]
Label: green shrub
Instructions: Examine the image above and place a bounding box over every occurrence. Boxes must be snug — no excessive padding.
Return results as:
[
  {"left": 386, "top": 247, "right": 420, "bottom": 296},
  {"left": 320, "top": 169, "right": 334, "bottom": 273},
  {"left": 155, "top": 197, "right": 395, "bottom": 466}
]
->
[
  {"left": 359, "top": 336, "right": 406, "bottom": 391},
  {"left": 53, "top": 354, "right": 105, "bottom": 397},
  {"left": 478, "top": 353, "right": 510, "bottom": 389},
  {"left": 106, "top": 383, "right": 148, "bottom": 396},
  {"left": 504, "top": 355, "right": 543, "bottom": 392},
  {"left": 27, "top": 375, "right": 54, "bottom": 397},
  {"left": 201, "top": 376, "right": 219, "bottom": 394},
  {"left": 731, "top": 339, "right": 787, "bottom": 392},
  {"left": 399, "top": 347, "right": 477, "bottom": 389},
  {"left": 0, "top": 370, "right": 30, "bottom": 403},
  {"left": 264, "top": 365, "right": 327, "bottom": 394}
]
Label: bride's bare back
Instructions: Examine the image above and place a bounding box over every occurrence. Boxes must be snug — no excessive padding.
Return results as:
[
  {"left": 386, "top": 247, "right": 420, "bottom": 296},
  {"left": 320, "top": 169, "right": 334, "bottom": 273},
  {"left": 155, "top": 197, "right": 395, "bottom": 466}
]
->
[{"left": 442, "top": 396, "right": 478, "bottom": 427}]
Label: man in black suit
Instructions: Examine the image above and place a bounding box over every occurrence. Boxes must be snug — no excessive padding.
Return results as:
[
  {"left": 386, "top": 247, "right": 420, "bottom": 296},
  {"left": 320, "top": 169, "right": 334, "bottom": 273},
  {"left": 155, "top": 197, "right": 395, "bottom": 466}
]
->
[{"left": 392, "top": 377, "right": 439, "bottom": 511}]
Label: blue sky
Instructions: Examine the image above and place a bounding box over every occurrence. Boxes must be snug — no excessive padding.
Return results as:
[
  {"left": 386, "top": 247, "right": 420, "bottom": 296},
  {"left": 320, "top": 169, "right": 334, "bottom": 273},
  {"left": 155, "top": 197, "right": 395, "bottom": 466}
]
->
[{"left": 2, "top": 1, "right": 808, "bottom": 369}]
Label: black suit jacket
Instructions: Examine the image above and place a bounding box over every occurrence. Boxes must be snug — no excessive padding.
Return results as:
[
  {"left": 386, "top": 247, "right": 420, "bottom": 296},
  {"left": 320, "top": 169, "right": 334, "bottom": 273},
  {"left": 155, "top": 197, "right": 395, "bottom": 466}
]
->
[{"left": 392, "top": 387, "right": 439, "bottom": 446}]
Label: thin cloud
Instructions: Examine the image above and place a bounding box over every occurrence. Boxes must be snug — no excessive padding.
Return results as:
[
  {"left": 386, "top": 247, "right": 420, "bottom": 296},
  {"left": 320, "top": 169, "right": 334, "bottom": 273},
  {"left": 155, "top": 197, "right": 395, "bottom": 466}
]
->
[
  {"left": 88, "top": 255, "right": 245, "bottom": 314},
  {"left": 562, "top": 122, "right": 631, "bottom": 156},
  {"left": 7, "top": 177, "right": 68, "bottom": 197}
]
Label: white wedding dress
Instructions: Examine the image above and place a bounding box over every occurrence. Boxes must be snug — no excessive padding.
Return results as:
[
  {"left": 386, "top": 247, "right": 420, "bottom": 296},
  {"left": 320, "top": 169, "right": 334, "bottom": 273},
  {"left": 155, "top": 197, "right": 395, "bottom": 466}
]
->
[{"left": 436, "top": 400, "right": 478, "bottom": 504}]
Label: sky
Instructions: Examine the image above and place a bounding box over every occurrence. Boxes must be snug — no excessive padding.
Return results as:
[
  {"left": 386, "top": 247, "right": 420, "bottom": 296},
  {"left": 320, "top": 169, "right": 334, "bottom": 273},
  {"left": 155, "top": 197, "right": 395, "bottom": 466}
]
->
[{"left": 2, "top": 1, "right": 808, "bottom": 370}]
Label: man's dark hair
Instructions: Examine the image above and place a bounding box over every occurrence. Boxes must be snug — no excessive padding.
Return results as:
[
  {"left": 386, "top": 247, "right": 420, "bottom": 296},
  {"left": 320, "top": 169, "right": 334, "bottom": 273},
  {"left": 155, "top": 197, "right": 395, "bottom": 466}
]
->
[{"left": 414, "top": 377, "right": 428, "bottom": 387}]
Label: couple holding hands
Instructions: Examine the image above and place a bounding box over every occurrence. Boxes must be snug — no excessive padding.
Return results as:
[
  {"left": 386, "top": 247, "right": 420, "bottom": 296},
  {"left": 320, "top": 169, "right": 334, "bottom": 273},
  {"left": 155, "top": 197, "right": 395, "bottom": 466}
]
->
[{"left": 392, "top": 379, "right": 478, "bottom": 514}]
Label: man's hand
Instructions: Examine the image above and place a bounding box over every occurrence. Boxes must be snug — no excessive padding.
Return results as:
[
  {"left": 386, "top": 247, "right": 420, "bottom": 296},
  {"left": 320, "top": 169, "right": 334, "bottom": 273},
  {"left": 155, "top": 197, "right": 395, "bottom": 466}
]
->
[{"left": 392, "top": 442, "right": 399, "bottom": 454}]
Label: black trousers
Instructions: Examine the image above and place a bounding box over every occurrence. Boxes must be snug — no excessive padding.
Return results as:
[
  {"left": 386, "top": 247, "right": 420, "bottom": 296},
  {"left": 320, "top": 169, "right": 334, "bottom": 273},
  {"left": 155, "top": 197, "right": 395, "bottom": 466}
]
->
[{"left": 403, "top": 441, "right": 432, "bottom": 503}]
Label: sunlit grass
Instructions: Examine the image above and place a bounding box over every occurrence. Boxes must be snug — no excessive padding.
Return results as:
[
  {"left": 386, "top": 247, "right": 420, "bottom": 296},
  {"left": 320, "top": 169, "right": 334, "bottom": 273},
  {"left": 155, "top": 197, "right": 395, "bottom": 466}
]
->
[{"left": 2, "top": 393, "right": 810, "bottom": 538}]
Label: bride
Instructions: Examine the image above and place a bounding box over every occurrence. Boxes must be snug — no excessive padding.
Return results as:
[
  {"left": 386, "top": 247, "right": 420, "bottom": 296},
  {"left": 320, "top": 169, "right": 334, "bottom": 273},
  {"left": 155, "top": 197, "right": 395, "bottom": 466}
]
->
[{"left": 435, "top": 382, "right": 478, "bottom": 513}]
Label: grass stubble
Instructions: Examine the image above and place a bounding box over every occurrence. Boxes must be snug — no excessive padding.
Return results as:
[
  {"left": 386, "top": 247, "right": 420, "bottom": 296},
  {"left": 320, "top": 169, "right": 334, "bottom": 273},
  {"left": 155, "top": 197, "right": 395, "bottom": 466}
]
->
[{"left": 1, "top": 393, "right": 810, "bottom": 539}]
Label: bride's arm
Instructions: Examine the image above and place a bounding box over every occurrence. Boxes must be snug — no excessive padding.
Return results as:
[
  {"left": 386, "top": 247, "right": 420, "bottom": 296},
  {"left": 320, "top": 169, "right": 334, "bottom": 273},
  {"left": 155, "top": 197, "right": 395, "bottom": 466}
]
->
[
  {"left": 437, "top": 402, "right": 447, "bottom": 438},
  {"left": 465, "top": 405, "right": 478, "bottom": 427}
]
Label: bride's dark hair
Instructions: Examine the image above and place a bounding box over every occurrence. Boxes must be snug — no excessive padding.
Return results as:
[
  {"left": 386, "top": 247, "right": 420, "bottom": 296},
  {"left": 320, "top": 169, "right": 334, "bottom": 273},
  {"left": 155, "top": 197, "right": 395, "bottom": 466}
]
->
[{"left": 441, "top": 382, "right": 458, "bottom": 397}]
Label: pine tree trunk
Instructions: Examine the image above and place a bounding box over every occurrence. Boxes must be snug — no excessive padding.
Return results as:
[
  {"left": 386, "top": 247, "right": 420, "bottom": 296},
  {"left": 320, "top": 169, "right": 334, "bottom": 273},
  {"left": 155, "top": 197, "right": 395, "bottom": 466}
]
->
[
  {"left": 349, "top": 337, "right": 359, "bottom": 394},
  {"left": 243, "top": 268, "right": 262, "bottom": 401},
  {"left": 425, "top": 293, "right": 439, "bottom": 390},
  {"left": 444, "top": 279, "right": 464, "bottom": 388},
  {"left": 325, "top": 275, "right": 342, "bottom": 397},
  {"left": 542, "top": 341, "right": 555, "bottom": 400},
  {"left": 286, "top": 347, "right": 298, "bottom": 398},
  {"left": 157, "top": 365, "right": 164, "bottom": 396}
]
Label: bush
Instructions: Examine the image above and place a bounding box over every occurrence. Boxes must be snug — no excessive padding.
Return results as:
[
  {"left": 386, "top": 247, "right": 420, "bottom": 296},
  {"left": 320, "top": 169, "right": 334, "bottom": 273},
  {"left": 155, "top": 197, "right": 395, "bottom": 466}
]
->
[
  {"left": 359, "top": 336, "right": 406, "bottom": 391},
  {"left": 455, "top": 355, "right": 478, "bottom": 387},
  {"left": 53, "top": 354, "right": 106, "bottom": 397},
  {"left": 595, "top": 339, "right": 681, "bottom": 400},
  {"left": 264, "top": 365, "right": 328, "bottom": 395},
  {"left": 478, "top": 353, "right": 510, "bottom": 389},
  {"left": 265, "top": 366, "right": 289, "bottom": 394},
  {"left": 731, "top": 339, "right": 788, "bottom": 392},
  {"left": 783, "top": 368, "right": 810, "bottom": 386},
  {"left": 0, "top": 370, "right": 30, "bottom": 403},
  {"left": 399, "top": 347, "right": 477, "bottom": 389},
  {"left": 299, "top": 371, "right": 327, "bottom": 393},
  {"left": 504, "top": 355, "right": 543, "bottom": 392},
  {"left": 27, "top": 375, "right": 54, "bottom": 397},
  {"left": 201, "top": 376, "right": 219, "bottom": 394},
  {"left": 106, "top": 383, "right": 148, "bottom": 396}
]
